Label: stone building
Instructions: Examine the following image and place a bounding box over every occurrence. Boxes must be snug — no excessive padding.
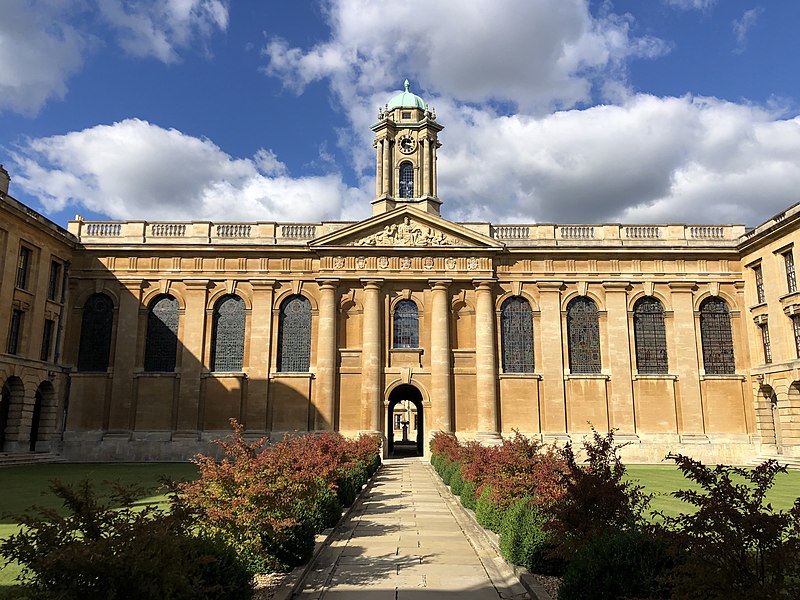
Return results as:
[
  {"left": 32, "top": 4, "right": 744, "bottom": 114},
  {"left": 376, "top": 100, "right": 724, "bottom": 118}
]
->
[{"left": 1, "top": 84, "right": 799, "bottom": 463}]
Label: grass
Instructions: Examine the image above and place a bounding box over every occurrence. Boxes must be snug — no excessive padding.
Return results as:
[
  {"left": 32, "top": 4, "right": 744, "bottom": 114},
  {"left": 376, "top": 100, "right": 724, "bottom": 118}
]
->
[
  {"left": 626, "top": 464, "right": 800, "bottom": 518},
  {"left": 0, "top": 462, "right": 198, "bottom": 591}
]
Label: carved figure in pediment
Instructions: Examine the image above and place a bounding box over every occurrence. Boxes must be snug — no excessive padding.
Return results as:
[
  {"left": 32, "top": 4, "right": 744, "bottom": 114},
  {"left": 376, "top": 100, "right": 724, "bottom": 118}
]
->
[{"left": 351, "top": 217, "right": 456, "bottom": 247}]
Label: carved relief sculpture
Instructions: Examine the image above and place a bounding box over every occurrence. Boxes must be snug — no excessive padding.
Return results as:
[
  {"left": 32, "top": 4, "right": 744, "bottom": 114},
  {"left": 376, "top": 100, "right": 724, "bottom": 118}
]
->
[{"left": 353, "top": 217, "right": 456, "bottom": 247}]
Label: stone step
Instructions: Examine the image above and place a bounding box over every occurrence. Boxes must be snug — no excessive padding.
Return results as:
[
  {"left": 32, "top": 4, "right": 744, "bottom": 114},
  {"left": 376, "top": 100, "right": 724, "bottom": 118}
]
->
[
  {"left": 747, "top": 455, "right": 800, "bottom": 470},
  {"left": 0, "top": 452, "right": 65, "bottom": 468}
]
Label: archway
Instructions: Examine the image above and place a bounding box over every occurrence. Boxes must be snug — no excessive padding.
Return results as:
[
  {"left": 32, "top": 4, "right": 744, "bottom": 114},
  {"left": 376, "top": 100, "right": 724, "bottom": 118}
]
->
[
  {"left": 387, "top": 384, "right": 424, "bottom": 456},
  {"left": 0, "top": 377, "right": 24, "bottom": 452},
  {"left": 30, "top": 381, "right": 55, "bottom": 452}
]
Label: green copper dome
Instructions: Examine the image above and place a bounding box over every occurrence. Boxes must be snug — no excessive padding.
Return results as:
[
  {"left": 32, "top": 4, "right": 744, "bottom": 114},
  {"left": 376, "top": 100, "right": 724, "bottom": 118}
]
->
[{"left": 387, "top": 80, "right": 426, "bottom": 110}]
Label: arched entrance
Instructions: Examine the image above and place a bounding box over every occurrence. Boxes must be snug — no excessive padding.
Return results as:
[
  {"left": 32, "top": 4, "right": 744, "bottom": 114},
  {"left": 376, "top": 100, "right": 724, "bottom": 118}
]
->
[
  {"left": 1, "top": 377, "right": 24, "bottom": 452},
  {"left": 387, "top": 384, "right": 424, "bottom": 456},
  {"left": 30, "top": 381, "right": 54, "bottom": 452}
]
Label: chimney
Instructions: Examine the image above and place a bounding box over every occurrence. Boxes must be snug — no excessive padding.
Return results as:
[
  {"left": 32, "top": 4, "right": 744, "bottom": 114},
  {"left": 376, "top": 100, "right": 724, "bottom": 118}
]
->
[{"left": 0, "top": 164, "right": 9, "bottom": 195}]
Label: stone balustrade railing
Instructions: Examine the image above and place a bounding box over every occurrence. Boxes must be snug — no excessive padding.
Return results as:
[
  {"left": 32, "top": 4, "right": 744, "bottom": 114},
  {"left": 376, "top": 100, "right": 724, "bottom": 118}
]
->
[{"left": 68, "top": 218, "right": 747, "bottom": 246}]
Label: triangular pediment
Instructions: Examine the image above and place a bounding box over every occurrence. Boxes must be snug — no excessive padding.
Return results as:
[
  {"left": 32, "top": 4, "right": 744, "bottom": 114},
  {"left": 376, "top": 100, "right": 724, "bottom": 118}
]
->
[{"left": 310, "top": 206, "right": 502, "bottom": 249}]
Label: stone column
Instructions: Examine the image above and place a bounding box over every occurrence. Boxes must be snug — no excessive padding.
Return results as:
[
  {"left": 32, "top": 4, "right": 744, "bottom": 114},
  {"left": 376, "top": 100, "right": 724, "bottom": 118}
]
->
[
  {"left": 361, "top": 279, "right": 383, "bottom": 433},
  {"left": 430, "top": 279, "right": 453, "bottom": 432},
  {"left": 176, "top": 280, "right": 209, "bottom": 433},
  {"left": 538, "top": 281, "right": 567, "bottom": 435},
  {"left": 315, "top": 278, "right": 339, "bottom": 431},
  {"left": 247, "top": 279, "right": 275, "bottom": 431},
  {"left": 375, "top": 140, "right": 383, "bottom": 197},
  {"left": 602, "top": 282, "right": 636, "bottom": 434},
  {"left": 108, "top": 279, "right": 145, "bottom": 432},
  {"left": 669, "top": 282, "right": 707, "bottom": 441},
  {"left": 474, "top": 279, "right": 500, "bottom": 440},
  {"left": 382, "top": 140, "right": 391, "bottom": 197},
  {"left": 422, "top": 140, "right": 430, "bottom": 197}
]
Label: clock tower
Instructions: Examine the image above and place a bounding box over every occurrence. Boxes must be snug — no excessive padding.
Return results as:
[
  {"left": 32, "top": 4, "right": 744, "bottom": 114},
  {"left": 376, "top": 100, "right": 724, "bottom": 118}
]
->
[{"left": 371, "top": 80, "right": 443, "bottom": 215}]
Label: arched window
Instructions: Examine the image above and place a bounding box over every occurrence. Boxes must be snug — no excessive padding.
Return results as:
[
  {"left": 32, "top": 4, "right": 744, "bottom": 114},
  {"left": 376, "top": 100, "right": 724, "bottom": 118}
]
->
[
  {"left": 393, "top": 300, "right": 419, "bottom": 349},
  {"left": 278, "top": 295, "right": 312, "bottom": 372},
  {"left": 77, "top": 293, "right": 114, "bottom": 372},
  {"left": 699, "top": 297, "right": 735, "bottom": 374},
  {"left": 144, "top": 295, "right": 179, "bottom": 372},
  {"left": 500, "top": 296, "right": 534, "bottom": 373},
  {"left": 211, "top": 295, "right": 245, "bottom": 372},
  {"left": 633, "top": 296, "right": 668, "bottom": 374},
  {"left": 567, "top": 296, "right": 601, "bottom": 374},
  {"left": 399, "top": 162, "right": 414, "bottom": 198}
]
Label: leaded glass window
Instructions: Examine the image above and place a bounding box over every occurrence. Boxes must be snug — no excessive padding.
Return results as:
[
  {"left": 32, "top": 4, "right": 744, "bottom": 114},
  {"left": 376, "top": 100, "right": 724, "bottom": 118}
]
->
[
  {"left": 633, "top": 296, "right": 668, "bottom": 374},
  {"left": 793, "top": 316, "right": 800, "bottom": 359},
  {"left": 77, "top": 293, "right": 114, "bottom": 372},
  {"left": 16, "top": 247, "right": 31, "bottom": 290},
  {"left": 761, "top": 324, "right": 772, "bottom": 364},
  {"left": 754, "top": 265, "right": 765, "bottom": 304},
  {"left": 211, "top": 295, "right": 245, "bottom": 372},
  {"left": 7, "top": 310, "right": 23, "bottom": 355},
  {"left": 399, "top": 162, "right": 414, "bottom": 198},
  {"left": 699, "top": 297, "right": 735, "bottom": 374},
  {"left": 144, "top": 295, "right": 179, "bottom": 372},
  {"left": 784, "top": 251, "right": 797, "bottom": 294},
  {"left": 278, "top": 295, "right": 312, "bottom": 372},
  {"left": 567, "top": 296, "right": 601, "bottom": 374},
  {"left": 393, "top": 300, "right": 419, "bottom": 349},
  {"left": 501, "top": 296, "right": 534, "bottom": 373}
]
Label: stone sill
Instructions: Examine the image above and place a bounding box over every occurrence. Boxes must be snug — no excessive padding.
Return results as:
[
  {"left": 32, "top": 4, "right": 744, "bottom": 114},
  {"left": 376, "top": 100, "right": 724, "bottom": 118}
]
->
[
  {"left": 269, "top": 372, "right": 315, "bottom": 379},
  {"left": 633, "top": 374, "right": 677, "bottom": 380},
  {"left": 565, "top": 373, "right": 610, "bottom": 380},
  {"left": 498, "top": 373, "right": 542, "bottom": 380},
  {"left": 700, "top": 374, "right": 746, "bottom": 381}
]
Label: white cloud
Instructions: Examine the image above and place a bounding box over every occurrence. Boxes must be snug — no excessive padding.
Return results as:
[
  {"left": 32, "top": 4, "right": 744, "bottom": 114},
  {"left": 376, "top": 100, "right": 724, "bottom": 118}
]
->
[
  {"left": 664, "top": 0, "right": 717, "bottom": 11},
  {"left": 0, "top": 0, "right": 89, "bottom": 115},
  {"left": 12, "top": 119, "right": 365, "bottom": 222},
  {"left": 264, "top": 0, "right": 668, "bottom": 113},
  {"left": 98, "top": 0, "right": 229, "bottom": 63},
  {"left": 732, "top": 7, "right": 763, "bottom": 52}
]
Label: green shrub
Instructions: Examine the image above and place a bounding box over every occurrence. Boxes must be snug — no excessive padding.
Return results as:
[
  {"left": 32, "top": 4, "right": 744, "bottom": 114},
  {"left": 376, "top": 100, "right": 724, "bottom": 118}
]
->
[
  {"left": 0, "top": 479, "right": 255, "bottom": 600},
  {"left": 475, "top": 486, "right": 504, "bottom": 533},
  {"left": 449, "top": 465, "right": 465, "bottom": 496},
  {"left": 499, "top": 497, "right": 561, "bottom": 574},
  {"left": 559, "top": 529, "right": 673, "bottom": 600},
  {"left": 441, "top": 459, "right": 458, "bottom": 486},
  {"left": 460, "top": 479, "right": 477, "bottom": 510},
  {"left": 430, "top": 453, "right": 441, "bottom": 474},
  {"left": 336, "top": 462, "right": 368, "bottom": 508},
  {"left": 659, "top": 454, "right": 800, "bottom": 599}
]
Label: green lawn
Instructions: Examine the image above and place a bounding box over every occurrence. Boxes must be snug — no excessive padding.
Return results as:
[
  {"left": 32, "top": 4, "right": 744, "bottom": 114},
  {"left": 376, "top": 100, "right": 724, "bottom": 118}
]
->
[
  {"left": 0, "top": 462, "right": 198, "bottom": 592},
  {"left": 626, "top": 464, "right": 800, "bottom": 518}
]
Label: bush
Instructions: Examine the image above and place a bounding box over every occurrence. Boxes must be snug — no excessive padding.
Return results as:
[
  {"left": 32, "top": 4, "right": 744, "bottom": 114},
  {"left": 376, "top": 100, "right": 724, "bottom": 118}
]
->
[
  {"left": 499, "top": 497, "right": 561, "bottom": 574},
  {"left": 441, "top": 459, "right": 458, "bottom": 486},
  {"left": 460, "top": 478, "right": 477, "bottom": 510},
  {"left": 559, "top": 529, "right": 673, "bottom": 600},
  {"left": 336, "top": 461, "right": 368, "bottom": 508},
  {"left": 449, "top": 465, "right": 465, "bottom": 496},
  {"left": 475, "top": 485, "right": 504, "bottom": 533},
  {"left": 0, "top": 479, "right": 254, "bottom": 600},
  {"left": 659, "top": 454, "right": 800, "bottom": 599},
  {"left": 548, "top": 428, "right": 650, "bottom": 561}
]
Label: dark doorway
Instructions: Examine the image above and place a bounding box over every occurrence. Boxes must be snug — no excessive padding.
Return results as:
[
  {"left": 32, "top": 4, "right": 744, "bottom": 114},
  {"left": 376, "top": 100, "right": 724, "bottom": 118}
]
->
[{"left": 387, "top": 384, "right": 424, "bottom": 456}]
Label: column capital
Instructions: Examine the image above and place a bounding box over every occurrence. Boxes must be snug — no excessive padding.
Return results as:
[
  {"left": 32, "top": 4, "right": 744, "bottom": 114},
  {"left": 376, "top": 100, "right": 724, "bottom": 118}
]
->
[
  {"left": 182, "top": 279, "right": 211, "bottom": 291},
  {"left": 250, "top": 279, "right": 276, "bottom": 291},
  {"left": 536, "top": 280, "right": 565, "bottom": 292},
  {"left": 361, "top": 278, "right": 384, "bottom": 290},
  {"left": 472, "top": 278, "right": 497, "bottom": 291},
  {"left": 602, "top": 281, "right": 631, "bottom": 291},
  {"left": 429, "top": 279, "right": 452, "bottom": 290},
  {"left": 316, "top": 278, "right": 340, "bottom": 290},
  {"left": 668, "top": 281, "right": 697, "bottom": 292}
]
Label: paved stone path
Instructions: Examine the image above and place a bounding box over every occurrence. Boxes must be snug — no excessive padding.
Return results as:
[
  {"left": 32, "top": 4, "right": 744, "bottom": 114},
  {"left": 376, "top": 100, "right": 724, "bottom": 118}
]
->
[{"left": 294, "top": 458, "right": 529, "bottom": 599}]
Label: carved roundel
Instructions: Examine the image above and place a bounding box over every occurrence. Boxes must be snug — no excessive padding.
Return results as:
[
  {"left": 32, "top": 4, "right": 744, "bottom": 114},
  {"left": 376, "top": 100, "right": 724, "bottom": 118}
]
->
[{"left": 399, "top": 134, "right": 416, "bottom": 154}]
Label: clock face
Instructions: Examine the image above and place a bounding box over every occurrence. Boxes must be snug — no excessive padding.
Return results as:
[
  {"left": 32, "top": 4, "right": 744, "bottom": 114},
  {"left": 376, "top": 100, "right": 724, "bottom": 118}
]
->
[{"left": 399, "top": 135, "right": 416, "bottom": 154}]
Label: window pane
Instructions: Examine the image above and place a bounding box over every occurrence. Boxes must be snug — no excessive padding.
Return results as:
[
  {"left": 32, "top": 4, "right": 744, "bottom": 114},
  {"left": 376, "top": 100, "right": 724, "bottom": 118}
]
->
[
  {"left": 16, "top": 247, "right": 31, "bottom": 290},
  {"left": 7, "top": 310, "right": 23, "bottom": 355},
  {"left": 633, "top": 296, "right": 668, "bottom": 374},
  {"left": 399, "top": 163, "right": 414, "bottom": 198},
  {"left": 699, "top": 298, "right": 735, "bottom": 374},
  {"left": 144, "top": 295, "right": 179, "bottom": 372},
  {"left": 211, "top": 295, "right": 245, "bottom": 372},
  {"left": 77, "top": 293, "right": 114, "bottom": 371},
  {"left": 393, "top": 300, "right": 419, "bottom": 349},
  {"left": 501, "top": 296, "right": 534, "bottom": 373},
  {"left": 40, "top": 319, "right": 55, "bottom": 362},
  {"left": 567, "top": 297, "right": 601, "bottom": 373},
  {"left": 754, "top": 265, "right": 765, "bottom": 304},
  {"left": 761, "top": 324, "right": 772, "bottom": 364},
  {"left": 785, "top": 251, "right": 797, "bottom": 294},
  {"left": 278, "top": 295, "right": 312, "bottom": 372},
  {"left": 48, "top": 261, "right": 61, "bottom": 301}
]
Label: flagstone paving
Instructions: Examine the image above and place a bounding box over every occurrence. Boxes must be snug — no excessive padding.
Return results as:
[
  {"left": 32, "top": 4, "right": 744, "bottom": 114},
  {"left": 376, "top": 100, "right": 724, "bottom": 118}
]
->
[{"left": 294, "top": 458, "right": 529, "bottom": 599}]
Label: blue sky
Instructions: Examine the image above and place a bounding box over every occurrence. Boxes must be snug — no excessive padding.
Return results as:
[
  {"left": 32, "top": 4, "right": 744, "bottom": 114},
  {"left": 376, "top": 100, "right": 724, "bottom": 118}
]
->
[{"left": 2, "top": 0, "right": 800, "bottom": 228}]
